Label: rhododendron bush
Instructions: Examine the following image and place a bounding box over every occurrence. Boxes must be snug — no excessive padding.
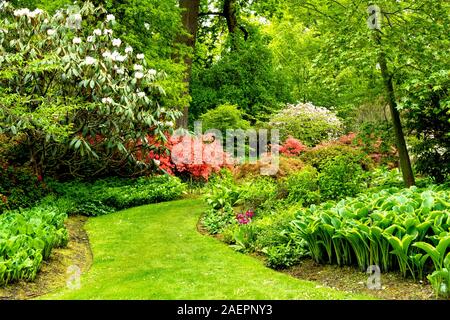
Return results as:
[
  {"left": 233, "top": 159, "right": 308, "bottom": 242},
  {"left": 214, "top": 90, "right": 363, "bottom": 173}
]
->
[
  {"left": 269, "top": 102, "right": 343, "bottom": 146},
  {"left": 0, "top": 1, "right": 180, "bottom": 178}
]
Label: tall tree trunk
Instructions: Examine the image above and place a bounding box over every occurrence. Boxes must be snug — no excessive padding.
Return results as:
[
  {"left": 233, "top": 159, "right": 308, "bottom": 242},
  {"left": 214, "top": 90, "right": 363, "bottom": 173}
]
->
[
  {"left": 176, "top": 0, "right": 200, "bottom": 129},
  {"left": 375, "top": 34, "right": 415, "bottom": 187},
  {"left": 223, "top": 0, "right": 247, "bottom": 50}
]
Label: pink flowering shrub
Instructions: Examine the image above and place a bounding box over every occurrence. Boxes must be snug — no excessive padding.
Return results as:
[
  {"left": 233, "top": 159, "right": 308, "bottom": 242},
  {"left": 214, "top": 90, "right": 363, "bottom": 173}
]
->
[
  {"left": 279, "top": 136, "right": 308, "bottom": 157},
  {"left": 139, "top": 133, "right": 234, "bottom": 181}
]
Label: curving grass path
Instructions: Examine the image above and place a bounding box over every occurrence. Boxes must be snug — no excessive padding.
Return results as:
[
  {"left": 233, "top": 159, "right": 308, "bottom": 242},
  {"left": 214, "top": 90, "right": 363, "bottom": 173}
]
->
[{"left": 43, "top": 199, "right": 372, "bottom": 300}]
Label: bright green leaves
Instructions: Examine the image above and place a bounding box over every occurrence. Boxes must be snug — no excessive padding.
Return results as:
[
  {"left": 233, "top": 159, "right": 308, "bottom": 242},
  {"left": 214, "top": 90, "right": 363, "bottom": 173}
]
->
[
  {"left": 290, "top": 184, "right": 450, "bottom": 293},
  {"left": 0, "top": 205, "right": 68, "bottom": 286}
]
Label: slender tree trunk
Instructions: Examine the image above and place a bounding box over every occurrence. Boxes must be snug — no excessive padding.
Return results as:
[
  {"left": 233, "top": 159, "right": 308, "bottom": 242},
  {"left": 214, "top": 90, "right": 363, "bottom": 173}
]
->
[
  {"left": 375, "top": 34, "right": 415, "bottom": 187},
  {"left": 175, "top": 0, "right": 200, "bottom": 128}
]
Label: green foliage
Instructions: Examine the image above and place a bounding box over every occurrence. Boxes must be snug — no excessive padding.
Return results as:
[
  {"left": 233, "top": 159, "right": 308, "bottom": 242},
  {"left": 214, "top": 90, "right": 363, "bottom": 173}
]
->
[
  {"left": 290, "top": 185, "right": 450, "bottom": 284},
  {"left": 0, "top": 203, "right": 68, "bottom": 286},
  {"left": 268, "top": 102, "right": 343, "bottom": 145},
  {"left": 0, "top": 1, "right": 181, "bottom": 178},
  {"left": 318, "top": 156, "right": 365, "bottom": 201},
  {"left": 300, "top": 144, "right": 373, "bottom": 172},
  {"left": 202, "top": 205, "right": 235, "bottom": 235},
  {"left": 191, "top": 32, "right": 291, "bottom": 123},
  {"left": 264, "top": 243, "right": 306, "bottom": 270},
  {"left": 238, "top": 176, "right": 279, "bottom": 210},
  {"left": 200, "top": 104, "right": 250, "bottom": 134},
  {"left": 284, "top": 165, "right": 320, "bottom": 206},
  {"left": 51, "top": 175, "right": 185, "bottom": 216},
  {"left": 0, "top": 164, "right": 48, "bottom": 212}
]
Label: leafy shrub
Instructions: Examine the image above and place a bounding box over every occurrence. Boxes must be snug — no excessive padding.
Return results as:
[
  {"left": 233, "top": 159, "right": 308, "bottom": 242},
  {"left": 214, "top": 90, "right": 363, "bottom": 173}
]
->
[
  {"left": 278, "top": 136, "right": 308, "bottom": 157},
  {"left": 265, "top": 243, "right": 307, "bottom": 269},
  {"left": 238, "top": 176, "right": 279, "bottom": 210},
  {"left": 412, "top": 137, "right": 450, "bottom": 184},
  {"left": 318, "top": 156, "right": 365, "bottom": 200},
  {"left": 204, "top": 170, "right": 240, "bottom": 210},
  {"left": 268, "top": 102, "right": 344, "bottom": 146},
  {"left": 0, "top": 203, "right": 68, "bottom": 285},
  {"left": 202, "top": 205, "right": 235, "bottom": 235},
  {"left": 284, "top": 165, "right": 320, "bottom": 206},
  {"left": 0, "top": 2, "right": 180, "bottom": 179},
  {"left": 229, "top": 224, "right": 260, "bottom": 253},
  {"left": 355, "top": 122, "right": 398, "bottom": 166},
  {"left": 0, "top": 164, "right": 48, "bottom": 213},
  {"left": 200, "top": 104, "right": 250, "bottom": 134},
  {"left": 232, "top": 156, "right": 305, "bottom": 180},
  {"left": 300, "top": 143, "right": 373, "bottom": 172},
  {"left": 50, "top": 175, "right": 185, "bottom": 216},
  {"left": 190, "top": 35, "right": 291, "bottom": 123}
]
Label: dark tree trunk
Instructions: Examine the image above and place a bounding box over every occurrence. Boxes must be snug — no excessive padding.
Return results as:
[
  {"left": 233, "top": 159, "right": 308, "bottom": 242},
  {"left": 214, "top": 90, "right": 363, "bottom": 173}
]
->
[
  {"left": 176, "top": 0, "right": 200, "bottom": 129},
  {"left": 375, "top": 34, "right": 415, "bottom": 187}
]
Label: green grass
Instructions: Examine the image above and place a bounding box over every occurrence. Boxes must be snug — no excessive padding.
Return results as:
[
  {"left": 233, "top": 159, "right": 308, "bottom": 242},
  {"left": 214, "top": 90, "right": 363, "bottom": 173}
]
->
[{"left": 43, "top": 199, "right": 373, "bottom": 300}]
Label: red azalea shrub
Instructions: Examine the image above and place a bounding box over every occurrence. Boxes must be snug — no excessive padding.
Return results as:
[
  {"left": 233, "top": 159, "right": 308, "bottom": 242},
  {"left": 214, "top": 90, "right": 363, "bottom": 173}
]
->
[
  {"left": 279, "top": 136, "right": 308, "bottom": 157},
  {"left": 136, "top": 133, "right": 234, "bottom": 181},
  {"left": 170, "top": 134, "right": 234, "bottom": 181}
]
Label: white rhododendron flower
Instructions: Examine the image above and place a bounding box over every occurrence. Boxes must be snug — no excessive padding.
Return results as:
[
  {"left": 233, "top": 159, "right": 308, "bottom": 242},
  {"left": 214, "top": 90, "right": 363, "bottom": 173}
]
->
[
  {"left": 112, "top": 38, "right": 122, "bottom": 47},
  {"left": 136, "top": 53, "right": 144, "bottom": 60},
  {"left": 165, "top": 121, "right": 174, "bottom": 127},
  {"left": 111, "top": 51, "right": 126, "bottom": 62},
  {"left": 125, "top": 46, "right": 133, "bottom": 54},
  {"left": 116, "top": 68, "right": 125, "bottom": 75},
  {"left": 144, "top": 23, "right": 150, "bottom": 30},
  {"left": 72, "top": 37, "right": 82, "bottom": 44},
  {"left": 134, "top": 72, "right": 144, "bottom": 79},
  {"left": 103, "top": 29, "right": 113, "bottom": 35},
  {"left": 73, "top": 13, "right": 82, "bottom": 22},
  {"left": 85, "top": 56, "right": 97, "bottom": 65},
  {"left": 47, "top": 29, "right": 56, "bottom": 36},
  {"left": 101, "top": 97, "right": 113, "bottom": 104},
  {"left": 43, "top": 18, "right": 49, "bottom": 24},
  {"left": 102, "top": 51, "right": 112, "bottom": 59},
  {"left": 137, "top": 92, "right": 146, "bottom": 98},
  {"left": 27, "top": 8, "right": 43, "bottom": 18},
  {"left": 147, "top": 69, "right": 157, "bottom": 76},
  {"left": 13, "top": 8, "right": 30, "bottom": 17},
  {"left": 106, "top": 14, "right": 115, "bottom": 22},
  {"left": 134, "top": 64, "right": 143, "bottom": 71},
  {"left": 87, "top": 36, "right": 94, "bottom": 43},
  {"left": 93, "top": 29, "right": 102, "bottom": 36}
]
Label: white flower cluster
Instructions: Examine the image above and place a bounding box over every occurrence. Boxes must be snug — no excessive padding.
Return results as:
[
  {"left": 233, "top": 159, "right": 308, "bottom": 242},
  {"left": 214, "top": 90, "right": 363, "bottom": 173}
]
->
[
  {"left": 102, "top": 50, "right": 127, "bottom": 62},
  {"left": 102, "top": 97, "right": 114, "bottom": 104},
  {"left": 106, "top": 14, "right": 115, "bottom": 22},
  {"left": 85, "top": 56, "right": 97, "bottom": 65},
  {"left": 112, "top": 38, "right": 121, "bottom": 47},
  {"left": 0, "top": 1, "right": 9, "bottom": 11},
  {"left": 13, "top": 8, "right": 43, "bottom": 18},
  {"left": 271, "top": 102, "right": 342, "bottom": 126}
]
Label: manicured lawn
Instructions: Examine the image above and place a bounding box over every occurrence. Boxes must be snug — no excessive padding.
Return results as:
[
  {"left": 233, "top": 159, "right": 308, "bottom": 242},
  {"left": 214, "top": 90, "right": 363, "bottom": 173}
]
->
[{"left": 43, "top": 199, "right": 373, "bottom": 300}]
